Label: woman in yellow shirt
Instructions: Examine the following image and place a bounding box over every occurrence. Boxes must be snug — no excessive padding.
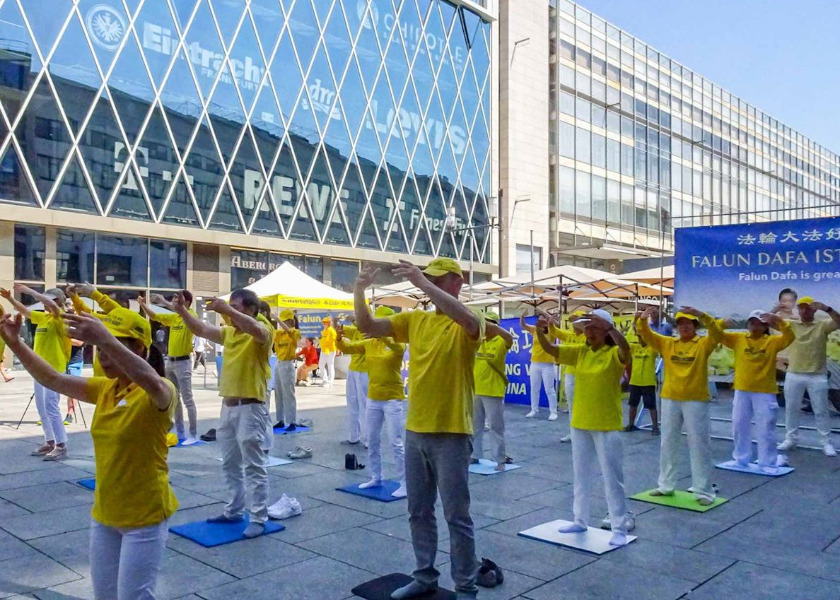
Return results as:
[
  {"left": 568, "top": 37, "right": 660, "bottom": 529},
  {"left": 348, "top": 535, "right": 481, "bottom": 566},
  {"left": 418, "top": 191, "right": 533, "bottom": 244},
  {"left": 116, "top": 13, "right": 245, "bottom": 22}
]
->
[
  {"left": 0, "top": 303, "right": 177, "bottom": 600},
  {"left": 337, "top": 306, "right": 408, "bottom": 498},
  {"left": 520, "top": 311, "right": 558, "bottom": 420},
  {"left": 536, "top": 309, "right": 632, "bottom": 546},
  {"left": 273, "top": 309, "right": 301, "bottom": 431},
  {"left": 720, "top": 310, "right": 793, "bottom": 472}
]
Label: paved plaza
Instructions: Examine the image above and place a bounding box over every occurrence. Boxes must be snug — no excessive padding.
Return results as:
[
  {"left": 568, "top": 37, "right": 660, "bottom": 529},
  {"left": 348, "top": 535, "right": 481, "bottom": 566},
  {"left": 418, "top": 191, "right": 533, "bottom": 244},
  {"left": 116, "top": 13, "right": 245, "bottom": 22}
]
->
[{"left": 0, "top": 369, "right": 839, "bottom": 599}]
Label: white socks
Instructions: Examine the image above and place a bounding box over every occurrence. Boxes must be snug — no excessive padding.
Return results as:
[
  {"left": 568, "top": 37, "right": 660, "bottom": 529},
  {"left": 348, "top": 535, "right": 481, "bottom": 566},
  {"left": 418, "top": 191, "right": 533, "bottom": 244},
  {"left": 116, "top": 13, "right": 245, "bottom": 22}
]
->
[
  {"left": 609, "top": 532, "right": 628, "bottom": 546},
  {"left": 359, "top": 478, "right": 382, "bottom": 489},
  {"left": 557, "top": 522, "right": 587, "bottom": 533}
]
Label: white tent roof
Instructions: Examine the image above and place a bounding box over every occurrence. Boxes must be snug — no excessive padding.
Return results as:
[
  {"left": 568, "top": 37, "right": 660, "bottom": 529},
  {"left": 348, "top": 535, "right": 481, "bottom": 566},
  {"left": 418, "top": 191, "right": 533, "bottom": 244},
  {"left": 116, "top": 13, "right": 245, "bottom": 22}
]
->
[
  {"left": 231, "top": 262, "right": 354, "bottom": 310},
  {"left": 621, "top": 264, "right": 675, "bottom": 284}
]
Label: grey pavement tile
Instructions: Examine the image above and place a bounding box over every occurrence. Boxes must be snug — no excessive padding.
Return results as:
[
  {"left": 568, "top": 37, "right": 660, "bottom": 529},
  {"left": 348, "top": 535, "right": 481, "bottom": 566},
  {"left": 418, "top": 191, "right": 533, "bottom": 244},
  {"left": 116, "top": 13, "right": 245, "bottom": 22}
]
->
[
  {"left": 484, "top": 507, "right": 569, "bottom": 538},
  {"left": 363, "top": 513, "right": 499, "bottom": 544},
  {"left": 515, "top": 486, "right": 575, "bottom": 509},
  {"left": 629, "top": 507, "right": 735, "bottom": 549},
  {"left": 31, "top": 578, "right": 93, "bottom": 600},
  {"left": 437, "top": 567, "right": 544, "bottom": 600},
  {"left": 687, "top": 561, "right": 839, "bottom": 600},
  {"left": 468, "top": 473, "right": 564, "bottom": 502},
  {"left": 601, "top": 538, "right": 735, "bottom": 584},
  {"left": 523, "top": 558, "right": 694, "bottom": 600},
  {"left": 167, "top": 533, "right": 317, "bottom": 579},
  {"left": 468, "top": 495, "right": 545, "bottom": 522},
  {"left": 273, "top": 470, "right": 368, "bottom": 498},
  {"left": 311, "top": 489, "right": 409, "bottom": 519},
  {"left": 169, "top": 488, "right": 220, "bottom": 511},
  {"left": 0, "top": 482, "right": 92, "bottom": 514},
  {"left": 719, "top": 511, "right": 840, "bottom": 552},
  {"left": 0, "top": 530, "right": 38, "bottom": 563},
  {"left": 0, "top": 467, "right": 94, "bottom": 492},
  {"left": 153, "top": 553, "right": 237, "bottom": 599},
  {"left": 198, "top": 555, "right": 374, "bottom": 600},
  {"left": 0, "top": 554, "right": 81, "bottom": 599},
  {"left": 0, "top": 506, "right": 92, "bottom": 541},
  {"left": 275, "top": 503, "right": 382, "bottom": 543},
  {"left": 0, "top": 499, "right": 30, "bottom": 519},
  {"left": 28, "top": 529, "right": 91, "bottom": 576}
]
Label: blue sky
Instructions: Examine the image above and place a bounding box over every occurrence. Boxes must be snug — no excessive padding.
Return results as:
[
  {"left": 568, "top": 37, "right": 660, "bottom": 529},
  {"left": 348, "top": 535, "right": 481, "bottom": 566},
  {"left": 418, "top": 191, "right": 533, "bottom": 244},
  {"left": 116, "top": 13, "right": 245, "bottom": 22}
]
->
[{"left": 578, "top": 0, "right": 840, "bottom": 154}]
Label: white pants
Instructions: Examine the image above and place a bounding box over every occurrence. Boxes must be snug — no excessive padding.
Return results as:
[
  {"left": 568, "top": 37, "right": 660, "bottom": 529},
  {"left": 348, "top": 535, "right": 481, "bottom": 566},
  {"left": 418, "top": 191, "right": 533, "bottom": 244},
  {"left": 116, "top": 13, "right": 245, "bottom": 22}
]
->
[
  {"left": 346, "top": 370, "right": 369, "bottom": 443},
  {"left": 472, "top": 395, "right": 505, "bottom": 464},
  {"left": 783, "top": 372, "right": 832, "bottom": 445},
  {"left": 273, "top": 360, "right": 296, "bottom": 424},
  {"left": 319, "top": 352, "right": 336, "bottom": 384},
  {"left": 658, "top": 398, "right": 714, "bottom": 501},
  {"left": 570, "top": 428, "right": 627, "bottom": 533},
  {"left": 530, "top": 362, "right": 557, "bottom": 414},
  {"left": 166, "top": 358, "right": 197, "bottom": 438},
  {"left": 34, "top": 381, "right": 66, "bottom": 444},
  {"left": 90, "top": 518, "right": 168, "bottom": 600},
  {"left": 732, "top": 391, "right": 778, "bottom": 467},
  {"left": 218, "top": 402, "right": 272, "bottom": 523},
  {"left": 565, "top": 374, "right": 575, "bottom": 414},
  {"left": 366, "top": 399, "right": 406, "bottom": 483}
]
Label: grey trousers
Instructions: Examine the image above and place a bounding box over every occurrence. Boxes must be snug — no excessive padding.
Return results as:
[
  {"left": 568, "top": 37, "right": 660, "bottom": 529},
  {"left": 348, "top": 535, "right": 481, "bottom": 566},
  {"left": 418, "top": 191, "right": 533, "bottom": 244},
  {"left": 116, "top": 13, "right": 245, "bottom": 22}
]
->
[
  {"left": 166, "top": 358, "right": 197, "bottom": 437},
  {"left": 405, "top": 431, "right": 477, "bottom": 595},
  {"left": 273, "top": 360, "right": 297, "bottom": 424},
  {"left": 472, "top": 395, "right": 505, "bottom": 464}
]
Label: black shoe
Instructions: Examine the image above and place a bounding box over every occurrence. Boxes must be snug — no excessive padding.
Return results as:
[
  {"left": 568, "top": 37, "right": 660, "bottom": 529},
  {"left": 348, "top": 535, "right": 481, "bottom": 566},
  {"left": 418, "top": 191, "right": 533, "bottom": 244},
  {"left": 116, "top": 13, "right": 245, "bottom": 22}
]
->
[
  {"left": 64, "top": 413, "right": 74, "bottom": 424},
  {"left": 624, "top": 425, "right": 638, "bottom": 432},
  {"left": 285, "top": 423, "right": 296, "bottom": 432},
  {"left": 274, "top": 421, "right": 285, "bottom": 429},
  {"left": 469, "top": 458, "right": 479, "bottom": 464},
  {"left": 200, "top": 428, "right": 217, "bottom": 442},
  {"left": 504, "top": 456, "right": 514, "bottom": 464},
  {"left": 651, "top": 428, "right": 661, "bottom": 436},
  {"left": 802, "top": 403, "right": 814, "bottom": 414}
]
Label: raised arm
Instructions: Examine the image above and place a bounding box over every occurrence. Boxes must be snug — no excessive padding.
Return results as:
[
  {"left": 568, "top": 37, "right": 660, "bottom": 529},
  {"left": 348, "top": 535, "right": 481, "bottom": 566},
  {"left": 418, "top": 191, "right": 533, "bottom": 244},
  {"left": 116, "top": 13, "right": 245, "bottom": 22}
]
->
[
  {"left": 634, "top": 307, "right": 666, "bottom": 352},
  {"left": 812, "top": 301, "right": 840, "bottom": 332},
  {"left": 207, "top": 297, "right": 269, "bottom": 345},
  {"left": 336, "top": 336, "right": 365, "bottom": 355},
  {"left": 63, "top": 313, "right": 172, "bottom": 409},
  {"left": 487, "top": 322, "right": 514, "bottom": 348},
  {"left": 392, "top": 260, "right": 480, "bottom": 340},
  {"left": 762, "top": 313, "right": 795, "bottom": 349},
  {"left": 354, "top": 266, "right": 394, "bottom": 339},
  {"left": 597, "top": 314, "right": 631, "bottom": 365},
  {"left": 519, "top": 312, "right": 536, "bottom": 334},
  {"left": 0, "top": 287, "right": 31, "bottom": 318},
  {"left": 73, "top": 283, "right": 120, "bottom": 314},
  {"left": 534, "top": 316, "right": 559, "bottom": 358},
  {"left": 715, "top": 318, "right": 740, "bottom": 349},
  {"left": 173, "top": 292, "right": 222, "bottom": 344}
]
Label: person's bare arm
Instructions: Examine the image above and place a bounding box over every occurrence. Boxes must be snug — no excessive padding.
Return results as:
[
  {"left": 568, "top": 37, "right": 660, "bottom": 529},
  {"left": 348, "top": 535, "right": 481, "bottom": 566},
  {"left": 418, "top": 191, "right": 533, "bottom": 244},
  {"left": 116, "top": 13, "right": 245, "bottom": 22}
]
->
[
  {"left": 173, "top": 292, "right": 222, "bottom": 344},
  {"left": 207, "top": 297, "right": 269, "bottom": 345},
  {"left": 534, "top": 316, "right": 559, "bottom": 357},
  {"left": 487, "top": 322, "right": 514, "bottom": 348},
  {"left": 0, "top": 287, "right": 31, "bottom": 318},
  {"left": 595, "top": 315, "right": 630, "bottom": 365},
  {"left": 392, "top": 260, "right": 480, "bottom": 340},
  {"left": 354, "top": 267, "right": 394, "bottom": 338},
  {"left": 812, "top": 301, "right": 840, "bottom": 331},
  {"left": 151, "top": 294, "right": 175, "bottom": 311},
  {"left": 519, "top": 312, "right": 536, "bottom": 334}
]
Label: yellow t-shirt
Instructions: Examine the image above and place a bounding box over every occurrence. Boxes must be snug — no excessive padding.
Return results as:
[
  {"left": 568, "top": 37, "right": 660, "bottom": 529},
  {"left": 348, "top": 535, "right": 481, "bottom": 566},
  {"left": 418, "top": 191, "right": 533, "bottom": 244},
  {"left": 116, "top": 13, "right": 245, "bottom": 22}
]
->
[
  {"left": 338, "top": 337, "right": 405, "bottom": 401},
  {"left": 320, "top": 326, "right": 337, "bottom": 354},
  {"left": 786, "top": 320, "right": 839, "bottom": 374},
  {"left": 528, "top": 323, "right": 556, "bottom": 364},
  {"left": 30, "top": 311, "right": 71, "bottom": 372},
  {"left": 343, "top": 326, "right": 367, "bottom": 372},
  {"left": 637, "top": 315, "right": 722, "bottom": 401},
  {"left": 474, "top": 335, "right": 509, "bottom": 398},
  {"left": 629, "top": 343, "right": 658, "bottom": 387},
  {"left": 219, "top": 322, "right": 273, "bottom": 399},
  {"left": 556, "top": 344, "right": 625, "bottom": 431},
  {"left": 721, "top": 323, "right": 794, "bottom": 393},
  {"left": 550, "top": 324, "right": 586, "bottom": 375},
  {"left": 273, "top": 328, "right": 301, "bottom": 361},
  {"left": 86, "top": 377, "right": 179, "bottom": 528},
  {"left": 389, "top": 310, "right": 485, "bottom": 434},
  {"left": 153, "top": 310, "right": 196, "bottom": 358}
]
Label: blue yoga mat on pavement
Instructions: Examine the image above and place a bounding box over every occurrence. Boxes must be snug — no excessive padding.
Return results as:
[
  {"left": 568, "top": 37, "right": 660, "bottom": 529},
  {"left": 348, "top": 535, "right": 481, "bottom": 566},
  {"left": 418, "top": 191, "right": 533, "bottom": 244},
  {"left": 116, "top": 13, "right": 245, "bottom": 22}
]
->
[
  {"left": 174, "top": 440, "right": 208, "bottom": 448},
  {"left": 77, "top": 478, "right": 96, "bottom": 491},
  {"left": 715, "top": 460, "right": 794, "bottom": 477},
  {"left": 170, "top": 518, "right": 284, "bottom": 547},
  {"left": 273, "top": 425, "right": 312, "bottom": 435},
  {"left": 337, "top": 480, "right": 404, "bottom": 502}
]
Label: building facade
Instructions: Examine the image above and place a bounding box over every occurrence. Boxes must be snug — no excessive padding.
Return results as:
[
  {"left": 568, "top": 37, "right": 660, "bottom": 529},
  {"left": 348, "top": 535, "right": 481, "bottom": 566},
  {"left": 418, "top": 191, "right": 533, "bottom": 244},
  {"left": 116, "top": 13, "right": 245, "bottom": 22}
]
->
[{"left": 1, "top": 0, "right": 495, "bottom": 301}]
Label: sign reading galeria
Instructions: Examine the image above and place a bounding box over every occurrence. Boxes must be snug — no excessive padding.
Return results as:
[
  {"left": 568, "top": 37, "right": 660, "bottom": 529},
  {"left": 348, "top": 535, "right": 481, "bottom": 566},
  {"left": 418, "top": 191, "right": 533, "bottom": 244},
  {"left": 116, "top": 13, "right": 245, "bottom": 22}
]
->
[{"left": 675, "top": 216, "right": 840, "bottom": 320}]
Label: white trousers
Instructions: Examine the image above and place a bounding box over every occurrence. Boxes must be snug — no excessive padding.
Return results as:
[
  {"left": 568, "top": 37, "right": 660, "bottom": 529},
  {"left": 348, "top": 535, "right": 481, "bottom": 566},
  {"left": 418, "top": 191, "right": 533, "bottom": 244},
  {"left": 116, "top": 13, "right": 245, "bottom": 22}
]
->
[
  {"left": 90, "top": 518, "right": 168, "bottom": 600},
  {"left": 346, "top": 370, "right": 369, "bottom": 443},
  {"left": 658, "top": 398, "right": 714, "bottom": 501},
  {"left": 319, "top": 352, "right": 336, "bottom": 384},
  {"left": 529, "top": 362, "right": 557, "bottom": 413},
  {"left": 732, "top": 391, "right": 778, "bottom": 467},
  {"left": 218, "top": 402, "right": 272, "bottom": 523},
  {"left": 565, "top": 374, "right": 575, "bottom": 414},
  {"left": 472, "top": 395, "right": 505, "bottom": 464},
  {"left": 783, "top": 372, "right": 832, "bottom": 445},
  {"left": 570, "top": 428, "right": 627, "bottom": 533},
  {"left": 166, "top": 358, "right": 197, "bottom": 438},
  {"left": 366, "top": 398, "right": 406, "bottom": 483},
  {"left": 273, "top": 360, "right": 297, "bottom": 424},
  {"left": 34, "top": 381, "right": 66, "bottom": 444}
]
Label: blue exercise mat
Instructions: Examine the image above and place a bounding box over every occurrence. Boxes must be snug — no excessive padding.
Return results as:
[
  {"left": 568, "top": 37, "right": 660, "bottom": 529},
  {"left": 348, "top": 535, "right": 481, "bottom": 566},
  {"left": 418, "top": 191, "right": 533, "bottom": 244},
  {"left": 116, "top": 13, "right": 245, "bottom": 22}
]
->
[
  {"left": 170, "top": 518, "right": 284, "bottom": 547},
  {"left": 469, "top": 459, "right": 522, "bottom": 475},
  {"left": 715, "top": 460, "right": 794, "bottom": 477},
  {"left": 273, "top": 425, "right": 311, "bottom": 435},
  {"left": 174, "top": 440, "right": 208, "bottom": 448},
  {"left": 77, "top": 478, "right": 96, "bottom": 491},
  {"left": 337, "top": 480, "right": 404, "bottom": 502}
]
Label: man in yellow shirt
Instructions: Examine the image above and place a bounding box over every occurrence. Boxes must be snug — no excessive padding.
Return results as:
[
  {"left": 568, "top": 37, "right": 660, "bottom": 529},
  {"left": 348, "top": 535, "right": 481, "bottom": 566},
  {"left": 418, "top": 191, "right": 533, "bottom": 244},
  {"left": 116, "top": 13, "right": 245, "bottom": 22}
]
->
[
  {"left": 318, "top": 316, "right": 337, "bottom": 387},
  {"left": 778, "top": 296, "right": 840, "bottom": 456},
  {"left": 626, "top": 335, "right": 659, "bottom": 434},
  {"left": 174, "top": 289, "right": 275, "bottom": 538},
  {"left": 273, "top": 309, "right": 301, "bottom": 430},
  {"left": 2, "top": 284, "right": 71, "bottom": 460},
  {"left": 139, "top": 291, "right": 199, "bottom": 445},
  {"left": 520, "top": 311, "right": 558, "bottom": 420},
  {"left": 472, "top": 311, "right": 513, "bottom": 471},
  {"left": 354, "top": 258, "right": 485, "bottom": 600},
  {"left": 636, "top": 306, "right": 723, "bottom": 506},
  {"left": 341, "top": 315, "right": 369, "bottom": 446}
]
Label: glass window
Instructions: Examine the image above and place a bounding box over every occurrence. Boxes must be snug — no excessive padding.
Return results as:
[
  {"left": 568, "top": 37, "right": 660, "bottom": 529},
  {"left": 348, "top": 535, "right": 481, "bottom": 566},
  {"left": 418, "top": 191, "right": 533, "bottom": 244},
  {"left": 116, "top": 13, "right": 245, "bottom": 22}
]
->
[
  {"left": 592, "top": 133, "right": 606, "bottom": 168},
  {"left": 634, "top": 149, "right": 646, "bottom": 179},
  {"left": 559, "top": 166, "right": 575, "bottom": 214},
  {"left": 607, "top": 63, "right": 620, "bottom": 82},
  {"left": 560, "top": 39, "right": 575, "bottom": 61},
  {"left": 149, "top": 240, "right": 187, "bottom": 289},
  {"left": 575, "top": 171, "right": 590, "bottom": 219},
  {"left": 621, "top": 183, "right": 634, "bottom": 226},
  {"left": 607, "top": 110, "right": 620, "bottom": 133},
  {"left": 607, "top": 179, "right": 620, "bottom": 223},
  {"left": 621, "top": 116, "right": 634, "bottom": 138},
  {"left": 96, "top": 235, "right": 148, "bottom": 287},
  {"left": 304, "top": 256, "right": 323, "bottom": 281},
  {"left": 331, "top": 260, "right": 359, "bottom": 292},
  {"left": 592, "top": 55, "right": 606, "bottom": 76},
  {"left": 576, "top": 98, "right": 591, "bottom": 123},
  {"left": 591, "top": 105, "right": 606, "bottom": 129},
  {"left": 592, "top": 175, "right": 606, "bottom": 221},
  {"left": 621, "top": 143, "right": 634, "bottom": 175},
  {"left": 516, "top": 244, "right": 541, "bottom": 275},
  {"left": 57, "top": 230, "right": 95, "bottom": 284},
  {"left": 575, "top": 127, "right": 590, "bottom": 162},
  {"left": 560, "top": 122, "right": 575, "bottom": 158},
  {"left": 14, "top": 225, "right": 45, "bottom": 281},
  {"left": 607, "top": 139, "right": 620, "bottom": 172},
  {"left": 231, "top": 249, "right": 268, "bottom": 289},
  {"left": 576, "top": 48, "right": 591, "bottom": 70},
  {"left": 560, "top": 91, "right": 575, "bottom": 116}
]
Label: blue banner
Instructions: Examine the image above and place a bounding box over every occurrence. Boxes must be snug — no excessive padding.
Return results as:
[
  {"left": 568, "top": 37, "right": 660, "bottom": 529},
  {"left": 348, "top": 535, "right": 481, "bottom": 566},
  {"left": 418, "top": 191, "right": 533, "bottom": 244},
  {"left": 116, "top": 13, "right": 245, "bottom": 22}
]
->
[{"left": 501, "top": 316, "right": 556, "bottom": 407}]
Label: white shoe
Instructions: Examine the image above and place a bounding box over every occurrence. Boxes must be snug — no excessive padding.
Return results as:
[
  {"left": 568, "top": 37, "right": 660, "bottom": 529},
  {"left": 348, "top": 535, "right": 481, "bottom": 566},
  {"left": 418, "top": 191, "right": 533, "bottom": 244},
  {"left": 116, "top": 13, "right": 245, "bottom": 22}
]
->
[
  {"left": 392, "top": 484, "right": 407, "bottom": 498},
  {"left": 548, "top": 412, "right": 558, "bottom": 421},
  {"left": 358, "top": 478, "right": 382, "bottom": 489},
  {"left": 823, "top": 443, "right": 837, "bottom": 457},
  {"left": 181, "top": 436, "right": 200, "bottom": 446},
  {"left": 267, "top": 493, "right": 302, "bottom": 520},
  {"left": 600, "top": 512, "right": 635, "bottom": 531},
  {"left": 777, "top": 439, "right": 796, "bottom": 451},
  {"left": 525, "top": 410, "right": 538, "bottom": 418},
  {"left": 560, "top": 434, "right": 571, "bottom": 443}
]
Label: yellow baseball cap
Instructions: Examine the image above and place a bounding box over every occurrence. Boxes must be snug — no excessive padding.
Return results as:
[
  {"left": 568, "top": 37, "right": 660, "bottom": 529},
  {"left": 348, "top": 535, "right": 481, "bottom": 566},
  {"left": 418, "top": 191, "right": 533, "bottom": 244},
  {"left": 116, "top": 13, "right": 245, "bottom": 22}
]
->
[
  {"left": 322, "top": 316, "right": 331, "bottom": 323},
  {"left": 485, "top": 310, "right": 500, "bottom": 323},
  {"left": 96, "top": 307, "right": 152, "bottom": 348},
  {"left": 796, "top": 296, "right": 814, "bottom": 306},
  {"left": 374, "top": 305, "right": 395, "bottom": 318},
  {"left": 422, "top": 258, "right": 463, "bottom": 278},
  {"left": 674, "top": 311, "right": 700, "bottom": 324},
  {"left": 279, "top": 309, "right": 295, "bottom": 321}
]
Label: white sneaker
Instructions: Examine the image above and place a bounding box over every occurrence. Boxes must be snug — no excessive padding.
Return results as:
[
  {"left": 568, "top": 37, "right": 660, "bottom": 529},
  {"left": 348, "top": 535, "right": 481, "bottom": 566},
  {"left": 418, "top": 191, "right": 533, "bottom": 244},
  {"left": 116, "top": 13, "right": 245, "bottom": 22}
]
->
[
  {"left": 181, "top": 436, "right": 200, "bottom": 446},
  {"left": 777, "top": 439, "right": 796, "bottom": 451},
  {"left": 548, "top": 413, "right": 558, "bottom": 421},
  {"left": 823, "top": 443, "right": 837, "bottom": 457},
  {"left": 267, "top": 493, "right": 302, "bottom": 520},
  {"left": 600, "top": 512, "right": 635, "bottom": 531},
  {"left": 525, "top": 410, "right": 538, "bottom": 418},
  {"left": 392, "top": 484, "right": 407, "bottom": 498},
  {"left": 559, "top": 434, "right": 571, "bottom": 443}
]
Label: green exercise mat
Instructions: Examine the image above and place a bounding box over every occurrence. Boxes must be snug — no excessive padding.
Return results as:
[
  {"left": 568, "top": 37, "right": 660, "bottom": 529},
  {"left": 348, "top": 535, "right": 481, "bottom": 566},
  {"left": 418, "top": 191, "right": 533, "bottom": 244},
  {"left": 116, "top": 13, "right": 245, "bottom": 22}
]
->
[{"left": 630, "top": 489, "right": 727, "bottom": 512}]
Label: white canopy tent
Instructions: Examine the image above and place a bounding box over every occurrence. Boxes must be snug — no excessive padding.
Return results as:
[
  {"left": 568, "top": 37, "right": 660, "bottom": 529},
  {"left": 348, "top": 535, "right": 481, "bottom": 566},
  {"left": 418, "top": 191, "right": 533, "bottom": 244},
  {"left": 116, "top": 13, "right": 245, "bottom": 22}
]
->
[{"left": 227, "top": 262, "right": 354, "bottom": 311}]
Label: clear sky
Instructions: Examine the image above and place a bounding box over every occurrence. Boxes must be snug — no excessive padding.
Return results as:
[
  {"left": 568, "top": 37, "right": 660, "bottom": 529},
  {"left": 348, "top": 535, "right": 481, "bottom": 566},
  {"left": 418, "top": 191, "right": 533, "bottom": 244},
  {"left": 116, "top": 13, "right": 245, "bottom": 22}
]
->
[{"left": 577, "top": 0, "right": 840, "bottom": 154}]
